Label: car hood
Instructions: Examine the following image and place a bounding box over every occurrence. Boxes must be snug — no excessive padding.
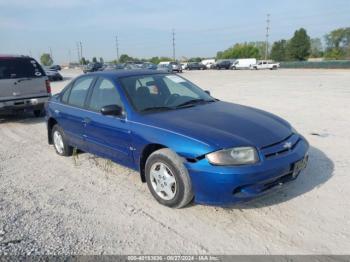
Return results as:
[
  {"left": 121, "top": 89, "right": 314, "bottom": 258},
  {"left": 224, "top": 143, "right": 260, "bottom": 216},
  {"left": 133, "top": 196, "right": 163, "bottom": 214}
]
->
[{"left": 141, "top": 101, "right": 292, "bottom": 150}]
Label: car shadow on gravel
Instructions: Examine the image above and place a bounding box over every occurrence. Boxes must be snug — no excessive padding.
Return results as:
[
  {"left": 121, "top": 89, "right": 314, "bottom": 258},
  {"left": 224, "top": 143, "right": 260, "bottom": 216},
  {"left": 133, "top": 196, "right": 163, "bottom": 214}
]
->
[
  {"left": 0, "top": 112, "right": 45, "bottom": 124},
  {"left": 226, "top": 145, "right": 334, "bottom": 209}
]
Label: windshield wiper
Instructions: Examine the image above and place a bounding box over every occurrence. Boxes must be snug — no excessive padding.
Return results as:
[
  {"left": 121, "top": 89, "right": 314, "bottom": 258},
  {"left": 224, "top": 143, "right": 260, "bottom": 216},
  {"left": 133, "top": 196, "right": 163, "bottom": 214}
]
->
[
  {"left": 175, "top": 98, "right": 216, "bottom": 108},
  {"left": 141, "top": 106, "right": 174, "bottom": 112}
]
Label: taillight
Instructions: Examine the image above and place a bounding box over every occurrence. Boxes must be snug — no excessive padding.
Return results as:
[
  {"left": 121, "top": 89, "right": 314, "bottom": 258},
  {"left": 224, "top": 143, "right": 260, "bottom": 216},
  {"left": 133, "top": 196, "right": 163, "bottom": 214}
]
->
[{"left": 45, "top": 80, "right": 51, "bottom": 94}]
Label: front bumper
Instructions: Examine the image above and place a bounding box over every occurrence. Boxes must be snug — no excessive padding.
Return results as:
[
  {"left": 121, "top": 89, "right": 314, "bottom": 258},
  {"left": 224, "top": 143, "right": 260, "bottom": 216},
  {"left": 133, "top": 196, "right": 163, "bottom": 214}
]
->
[
  {"left": 185, "top": 136, "right": 309, "bottom": 205},
  {"left": 0, "top": 96, "right": 50, "bottom": 111}
]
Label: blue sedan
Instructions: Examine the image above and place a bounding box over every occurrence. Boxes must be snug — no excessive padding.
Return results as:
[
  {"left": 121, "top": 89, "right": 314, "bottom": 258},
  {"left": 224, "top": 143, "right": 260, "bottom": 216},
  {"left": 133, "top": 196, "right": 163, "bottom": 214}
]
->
[{"left": 45, "top": 70, "right": 309, "bottom": 208}]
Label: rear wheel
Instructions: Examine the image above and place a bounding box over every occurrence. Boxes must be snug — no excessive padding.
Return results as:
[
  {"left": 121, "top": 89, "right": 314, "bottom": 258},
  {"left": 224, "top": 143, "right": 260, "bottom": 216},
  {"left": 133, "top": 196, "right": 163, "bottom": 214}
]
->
[
  {"left": 52, "top": 124, "right": 73, "bottom": 156},
  {"left": 145, "top": 148, "right": 193, "bottom": 208}
]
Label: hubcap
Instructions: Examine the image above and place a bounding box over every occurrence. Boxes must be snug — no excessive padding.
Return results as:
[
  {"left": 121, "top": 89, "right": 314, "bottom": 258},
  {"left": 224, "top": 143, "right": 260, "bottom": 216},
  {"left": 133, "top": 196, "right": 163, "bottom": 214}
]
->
[
  {"left": 53, "top": 130, "right": 64, "bottom": 154},
  {"left": 150, "top": 162, "right": 177, "bottom": 200}
]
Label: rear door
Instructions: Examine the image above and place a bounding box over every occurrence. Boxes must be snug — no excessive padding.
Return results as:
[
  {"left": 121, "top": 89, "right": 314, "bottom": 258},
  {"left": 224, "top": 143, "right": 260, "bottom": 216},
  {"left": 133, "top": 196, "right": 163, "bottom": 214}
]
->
[
  {"left": 59, "top": 76, "right": 95, "bottom": 149},
  {"left": 0, "top": 57, "right": 47, "bottom": 100}
]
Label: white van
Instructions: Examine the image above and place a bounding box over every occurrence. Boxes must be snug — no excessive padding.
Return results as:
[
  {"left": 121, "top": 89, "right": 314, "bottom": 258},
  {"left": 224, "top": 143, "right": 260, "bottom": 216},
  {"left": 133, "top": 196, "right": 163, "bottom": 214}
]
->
[
  {"left": 158, "top": 61, "right": 170, "bottom": 66},
  {"left": 231, "top": 58, "right": 257, "bottom": 70}
]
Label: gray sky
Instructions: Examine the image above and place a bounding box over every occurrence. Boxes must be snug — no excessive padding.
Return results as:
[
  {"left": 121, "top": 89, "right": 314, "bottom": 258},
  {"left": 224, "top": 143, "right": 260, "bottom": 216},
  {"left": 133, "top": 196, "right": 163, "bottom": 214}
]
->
[{"left": 1, "top": 0, "right": 349, "bottom": 63}]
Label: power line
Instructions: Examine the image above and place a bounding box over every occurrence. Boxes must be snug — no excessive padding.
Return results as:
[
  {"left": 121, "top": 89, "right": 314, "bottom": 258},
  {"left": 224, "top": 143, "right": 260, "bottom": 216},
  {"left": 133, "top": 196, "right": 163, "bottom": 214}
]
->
[{"left": 265, "top": 14, "right": 270, "bottom": 60}]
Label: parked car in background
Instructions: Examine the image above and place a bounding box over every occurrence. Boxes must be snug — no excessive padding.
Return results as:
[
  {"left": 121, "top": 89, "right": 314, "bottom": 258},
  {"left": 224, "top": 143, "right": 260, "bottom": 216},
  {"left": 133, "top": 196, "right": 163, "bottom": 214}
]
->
[
  {"left": 0, "top": 55, "right": 51, "bottom": 117},
  {"left": 46, "top": 70, "right": 309, "bottom": 208},
  {"left": 181, "top": 63, "right": 188, "bottom": 70},
  {"left": 83, "top": 62, "right": 103, "bottom": 73},
  {"left": 231, "top": 58, "right": 257, "bottom": 70},
  {"left": 206, "top": 62, "right": 216, "bottom": 69},
  {"left": 45, "top": 69, "right": 63, "bottom": 81},
  {"left": 157, "top": 63, "right": 172, "bottom": 73},
  {"left": 187, "top": 62, "right": 206, "bottom": 70},
  {"left": 251, "top": 60, "right": 280, "bottom": 70},
  {"left": 142, "top": 62, "right": 157, "bottom": 70},
  {"left": 102, "top": 63, "right": 115, "bottom": 71},
  {"left": 124, "top": 63, "right": 140, "bottom": 70},
  {"left": 169, "top": 62, "right": 182, "bottom": 73},
  {"left": 215, "top": 60, "right": 232, "bottom": 70},
  {"left": 49, "top": 65, "right": 61, "bottom": 71},
  {"left": 115, "top": 64, "right": 126, "bottom": 70},
  {"left": 201, "top": 59, "right": 216, "bottom": 69}
]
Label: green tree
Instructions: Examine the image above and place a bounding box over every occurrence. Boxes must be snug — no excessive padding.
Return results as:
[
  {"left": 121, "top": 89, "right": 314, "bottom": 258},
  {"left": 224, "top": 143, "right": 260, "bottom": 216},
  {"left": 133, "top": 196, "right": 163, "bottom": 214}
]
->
[
  {"left": 92, "top": 57, "right": 97, "bottom": 63},
  {"left": 250, "top": 41, "right": 266, "bottom": 59},
  {"left": 119, "top": 54, "right": 134, "bottom": 63},
  {"left": 216, "top": 43, "right": 260, "bottom": 59},
  {"left": 270, "top": 40, "right": 288, "bottom": 61},
  {"left": 324, "top": 27, "right": 350, "bottom": 59},
  {"left": 80, "top": 57, "right": 88, "bottom": 65},
  {"left": 287, "top": 28, "right": 311, "bottom": 61},
  {"left": 310, "top": 38, "right": 323, "bottom": 57},
  {"left": 324, "top": 48, "right": 344, "bottom": 60},
  {"left": 149, "top": 57, "right": 160, "bottom": 64},
  {"left": 99, "top": 57, "right": 104, "bottom": 64},
  {"left": 40, "top": 53, "right": 53, "bottom": 66}
]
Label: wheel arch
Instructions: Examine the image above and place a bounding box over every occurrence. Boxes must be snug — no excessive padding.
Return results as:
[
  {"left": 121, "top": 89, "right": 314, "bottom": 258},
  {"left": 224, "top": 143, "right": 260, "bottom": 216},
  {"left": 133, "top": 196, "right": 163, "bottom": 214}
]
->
[
  {"left": 139, "top": 143, "right": 167, "bottom": 183},
  {"left": 47, "top": 117, "right": 58, "bottom": 144}
]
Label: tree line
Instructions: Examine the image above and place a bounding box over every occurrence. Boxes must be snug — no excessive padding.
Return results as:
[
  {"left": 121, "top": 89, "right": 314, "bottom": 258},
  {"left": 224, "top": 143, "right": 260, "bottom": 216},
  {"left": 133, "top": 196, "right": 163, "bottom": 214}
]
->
[
  {"left": 39, "top": 26, "right": 349, "bottom": 66},
  {"left": 216, "top": 27, "right": 350, "bottom": 61}
]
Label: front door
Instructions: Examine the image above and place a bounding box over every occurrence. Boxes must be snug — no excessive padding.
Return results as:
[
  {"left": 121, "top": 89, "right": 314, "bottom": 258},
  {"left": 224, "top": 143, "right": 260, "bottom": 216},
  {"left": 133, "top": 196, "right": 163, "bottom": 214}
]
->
[{"left": 84, "top": 77, "right": 133, "bottom": 167}]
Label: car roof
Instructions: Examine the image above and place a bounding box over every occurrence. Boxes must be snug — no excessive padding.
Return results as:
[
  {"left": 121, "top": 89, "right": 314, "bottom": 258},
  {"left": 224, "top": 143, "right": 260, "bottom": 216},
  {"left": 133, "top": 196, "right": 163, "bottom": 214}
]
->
[
  {"left": 0, "top": 54, "right": 33, "bottom": 59},
  {"left": 87, "top": 70, "right": 167, "bottom": 79}
]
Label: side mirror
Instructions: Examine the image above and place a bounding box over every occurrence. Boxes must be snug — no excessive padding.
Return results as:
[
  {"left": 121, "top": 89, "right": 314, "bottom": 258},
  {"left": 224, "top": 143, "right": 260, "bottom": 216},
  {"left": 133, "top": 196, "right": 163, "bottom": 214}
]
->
[
  {"left": 101, "top": 105, "right": 123, "bottom": 116},
  {"left": 204, "top": 90, "right": 211, "bottom": 95}
]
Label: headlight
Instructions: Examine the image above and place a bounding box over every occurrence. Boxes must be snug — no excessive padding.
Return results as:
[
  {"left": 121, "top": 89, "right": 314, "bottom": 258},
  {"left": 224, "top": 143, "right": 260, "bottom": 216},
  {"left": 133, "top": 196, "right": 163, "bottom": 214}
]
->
[{"left": 206, "top": 147, "right": 259, "bottom": 166}]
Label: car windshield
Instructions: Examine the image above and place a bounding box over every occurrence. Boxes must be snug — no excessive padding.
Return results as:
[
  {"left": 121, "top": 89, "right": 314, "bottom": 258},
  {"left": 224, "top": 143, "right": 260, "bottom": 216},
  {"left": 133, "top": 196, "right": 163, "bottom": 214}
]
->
[{"left": 119, "top": 74, "right": 215, "bottom": 112}]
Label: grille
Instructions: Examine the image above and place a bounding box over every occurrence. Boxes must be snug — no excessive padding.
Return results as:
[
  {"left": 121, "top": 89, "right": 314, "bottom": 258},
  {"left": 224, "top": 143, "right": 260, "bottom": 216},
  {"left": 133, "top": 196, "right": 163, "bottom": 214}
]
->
[{"left": 262, "top": 133, "right": 300, "bottom": 159}]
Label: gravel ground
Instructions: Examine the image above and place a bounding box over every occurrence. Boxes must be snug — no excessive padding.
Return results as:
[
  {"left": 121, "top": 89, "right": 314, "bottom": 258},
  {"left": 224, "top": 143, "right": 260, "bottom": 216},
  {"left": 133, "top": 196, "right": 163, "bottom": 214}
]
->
[{"left": 0, "top": 69, "right": 349, "bottom": 255}]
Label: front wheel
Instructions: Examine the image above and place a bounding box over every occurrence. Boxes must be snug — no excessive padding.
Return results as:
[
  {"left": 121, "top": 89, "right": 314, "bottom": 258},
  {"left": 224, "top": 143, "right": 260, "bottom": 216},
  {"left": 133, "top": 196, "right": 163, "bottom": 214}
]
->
[{"left": 145, "top": 148, "right": 194, "bottom": 208}]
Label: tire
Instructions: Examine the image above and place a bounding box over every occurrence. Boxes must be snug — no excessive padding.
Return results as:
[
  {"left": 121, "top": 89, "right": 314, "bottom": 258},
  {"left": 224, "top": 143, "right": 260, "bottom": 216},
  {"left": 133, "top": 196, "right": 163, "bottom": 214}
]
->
[
  {"left": 145, "top": 148, "right": 194, "bottom": 208},
  {"left": 51, "top": 124, "right": 73, "bottom": 156}
]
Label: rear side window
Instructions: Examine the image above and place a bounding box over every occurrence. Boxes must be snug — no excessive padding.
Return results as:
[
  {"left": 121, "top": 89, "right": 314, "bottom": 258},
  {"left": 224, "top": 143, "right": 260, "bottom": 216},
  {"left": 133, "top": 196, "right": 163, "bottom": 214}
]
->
[
  {"left": 0, "top": 57, "right": 45, "bottom": 79},
  {"left": 61, "top": 84, "right": 72, "bottom": 103},
  {"left": 68, "top": 77, "right": 94, "bottom": 108}
]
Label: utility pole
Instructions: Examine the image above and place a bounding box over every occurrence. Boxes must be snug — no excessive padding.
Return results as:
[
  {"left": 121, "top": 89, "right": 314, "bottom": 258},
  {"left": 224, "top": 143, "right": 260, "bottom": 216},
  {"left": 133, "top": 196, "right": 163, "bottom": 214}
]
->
[
  {"left": 115, "top": 35, "right": 119, "bottom": 62},
  {"left": 76, "top": 42, "right": 81, "bottom": 64},
  {"left": 49, "top": 47, "right": 53, "bottom": 60},
  {"left": 172, "top": 29, "right": 176, "bottom": 62},
  {"left": 79, "top": 41, "right": 83, "bottom": 60},
  {"left": 265, "top": 14, "right": 270, "bottom": 60}
]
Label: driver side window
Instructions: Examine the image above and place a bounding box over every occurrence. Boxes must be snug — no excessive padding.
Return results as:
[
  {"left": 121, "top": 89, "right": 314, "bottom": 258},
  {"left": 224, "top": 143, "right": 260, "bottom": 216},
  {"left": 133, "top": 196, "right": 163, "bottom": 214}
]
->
[{"left": 88, "top": 78, "right": 123, "bottom": 112}]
